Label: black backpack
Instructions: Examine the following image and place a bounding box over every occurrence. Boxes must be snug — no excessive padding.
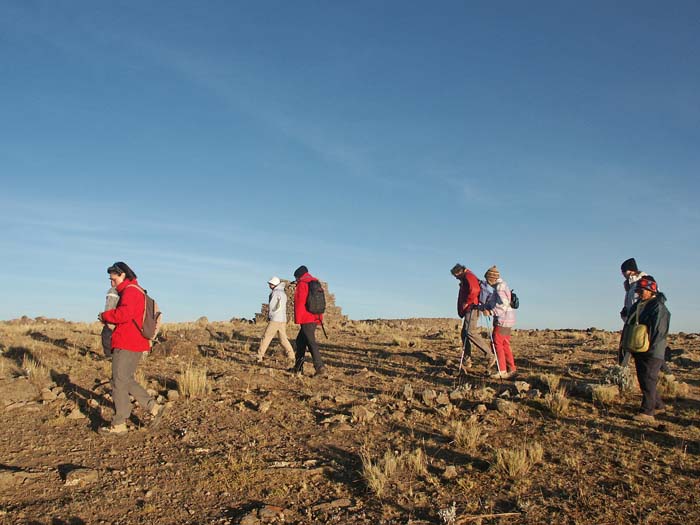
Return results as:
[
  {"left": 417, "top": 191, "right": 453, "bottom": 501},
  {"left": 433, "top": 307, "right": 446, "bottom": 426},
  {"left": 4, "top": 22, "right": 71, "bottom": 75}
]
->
[
  {"left": 306, "top": 280, "right": 326, "bottom": 314},
  {"left": 510, "top": 290, "right": 520, "bottom": 309}
]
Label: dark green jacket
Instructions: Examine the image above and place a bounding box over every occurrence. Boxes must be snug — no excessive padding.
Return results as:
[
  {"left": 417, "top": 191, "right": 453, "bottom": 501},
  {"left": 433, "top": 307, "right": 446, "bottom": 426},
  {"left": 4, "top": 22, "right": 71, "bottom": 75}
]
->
[{"left": 629, "top": 293, "right": 670, "bottom": 360}]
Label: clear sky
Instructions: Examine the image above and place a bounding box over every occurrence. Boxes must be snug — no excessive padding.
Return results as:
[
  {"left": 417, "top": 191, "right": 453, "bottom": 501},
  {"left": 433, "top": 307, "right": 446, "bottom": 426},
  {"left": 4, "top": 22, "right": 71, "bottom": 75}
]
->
[{"left": 1, "top": 1, "right": 699, "bottom": 331}]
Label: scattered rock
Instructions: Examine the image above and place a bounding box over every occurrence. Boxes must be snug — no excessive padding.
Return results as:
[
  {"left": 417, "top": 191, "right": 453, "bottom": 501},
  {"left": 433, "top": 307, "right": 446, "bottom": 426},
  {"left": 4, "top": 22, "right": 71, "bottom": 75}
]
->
[
  {"left": 514, "top": 381, "right": 531, "bottom": 394},
  {"left": 350, "top": 405, "right": 376, "bottom": 424},
  {"left": 442, "top": 466, "right": 458, "bottom": 480},
  {"left": 527, "top": 389, "right": 542, "bottom": 399},
  {"left": 333, "top": 394, "right": 355, "bottom": 405},
  {"left": 498, "top": 389, "right": 511, "bottom": 399},
  {"left": 257, "top": 400, "right": 272, "bottom": 413},
  {"left": 41, "top": 389, "right": 57, "bottom": 402},
  {"left": 65, "top": 468, "right": 99, "bottom": 486},
  {"left": 67, "top": 408, "right": 86, "bottom": 420},
  {"left": 313, "top": 498, "right": 353, "bottom": 512},
  {"left": 87, "top": 399, "right": 99, "bottom": 408},
  {"left": 474, "top": 404, "right": 488, "bottom": 414},
  {"left": 495, "top": 399, "right": 518, "bottom": 417},
  {"left": 402, "top": 384, "right": 413, "bottom": 401}
]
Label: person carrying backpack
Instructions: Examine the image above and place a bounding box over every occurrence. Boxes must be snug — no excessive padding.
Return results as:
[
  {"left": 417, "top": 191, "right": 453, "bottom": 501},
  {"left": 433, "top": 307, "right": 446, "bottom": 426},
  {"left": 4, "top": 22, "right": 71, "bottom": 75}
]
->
[
  {"left": 625, "top": 276, "right": 671, "bottom": 424},
  {"left": 291, "top": 265, "right": 327, "bottom": 377},
  {"left": 451, "top": 263, "right": 491, "bottom": 370},
  {"left": 98, "top": 262, "right": 165, "bottom": 434},
  {"left": 256, "top": 276, "right": 295, "bottom": 366},
  {"left": 618, "top": 258, "right": 648, "bottom": 365},
  {"left": 481, "top": 266, "right": 517, "bottom": 379}
]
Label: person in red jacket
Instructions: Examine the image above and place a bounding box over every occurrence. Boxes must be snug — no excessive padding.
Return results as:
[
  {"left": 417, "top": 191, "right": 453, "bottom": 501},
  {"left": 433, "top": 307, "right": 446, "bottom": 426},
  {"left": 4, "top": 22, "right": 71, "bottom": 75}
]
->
[
  {"left": 451, "top": 263, "right": 492, "bottom": 370},
  {"left": 98, "top": 262, "right": 164, "bottom": 434},
  {"left": 291, "top": 265, "right": 327, "bottom": 377}
]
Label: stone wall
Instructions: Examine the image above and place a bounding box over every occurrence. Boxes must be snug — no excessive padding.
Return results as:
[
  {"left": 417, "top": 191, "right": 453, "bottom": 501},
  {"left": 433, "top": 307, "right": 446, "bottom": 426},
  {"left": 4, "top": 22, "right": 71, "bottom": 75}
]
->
[{"left": 255, "top": 280, "right": 347, "bottom": 325}]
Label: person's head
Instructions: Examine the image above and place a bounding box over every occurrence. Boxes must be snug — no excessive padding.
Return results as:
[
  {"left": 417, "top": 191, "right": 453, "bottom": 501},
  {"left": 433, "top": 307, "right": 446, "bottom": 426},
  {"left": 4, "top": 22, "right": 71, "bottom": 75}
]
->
[
  {"left": 268, "top": 276, "right": 281, "bottom": 289},
  {"left": 620, "top": 258, "right": 639, "bottom": 278},
  {"left": 450, "top": 263, "right": 466, "bottom": 280},
  {"left": 484, "top": 265, "right": 500, "bottom": 286},
  {"left": 107, "top": 261, "right": 137, "bottom": 288},
  {"left": 293, "top": 265, "right": 308, "bottom": 281},
  {"left": 637, "top": 275, "right": 658, "bottom": 300}
]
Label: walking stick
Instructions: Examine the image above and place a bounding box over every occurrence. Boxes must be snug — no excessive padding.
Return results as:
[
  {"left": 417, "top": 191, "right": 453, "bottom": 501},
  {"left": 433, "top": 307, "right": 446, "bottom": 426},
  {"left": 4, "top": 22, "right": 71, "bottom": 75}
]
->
[
  {"left": 483, "top": 314, "right": 502, "bottom": 375},
  {"left": 458, "top": 315, "right": 469, "bottom": 375}
]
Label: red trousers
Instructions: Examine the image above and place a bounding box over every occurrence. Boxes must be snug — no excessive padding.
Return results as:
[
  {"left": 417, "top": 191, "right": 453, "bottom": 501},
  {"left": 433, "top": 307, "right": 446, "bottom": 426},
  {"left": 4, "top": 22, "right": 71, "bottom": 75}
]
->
[{"left": 493, "top": 325, "right": 516, "bottom": 373}]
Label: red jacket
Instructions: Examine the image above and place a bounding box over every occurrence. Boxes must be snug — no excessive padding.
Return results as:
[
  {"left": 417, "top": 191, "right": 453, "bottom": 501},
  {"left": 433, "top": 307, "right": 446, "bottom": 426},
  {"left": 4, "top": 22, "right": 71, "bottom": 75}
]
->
[
  {"left": 457, "top": 269, "right": 481, "bottom": 318},
  {"left": 294, "top": 273, "right": 323, "bottom": 325},
  {"left": 101, "top": 279, "right": 151, "bottom": 352}
]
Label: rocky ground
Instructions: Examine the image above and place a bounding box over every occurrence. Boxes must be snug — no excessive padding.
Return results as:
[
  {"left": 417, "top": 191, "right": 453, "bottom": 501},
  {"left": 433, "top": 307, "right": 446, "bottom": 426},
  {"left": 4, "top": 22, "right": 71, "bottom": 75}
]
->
[{"left": 0, "top": 317, "right": 698, "bottom": 525}]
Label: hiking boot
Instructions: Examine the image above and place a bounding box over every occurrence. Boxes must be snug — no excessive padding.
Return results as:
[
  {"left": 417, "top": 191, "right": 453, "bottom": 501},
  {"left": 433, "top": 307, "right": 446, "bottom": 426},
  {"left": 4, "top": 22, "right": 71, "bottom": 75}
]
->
[
  {"left": 99, "top": 423, "right": 128, "bottom": 435},
  {"left": 287, "top": 367, "right": 303, "bottom": 376},
  {"left": 313, "top": 367, "right": 329, "bottom": 378},
  {"left": 490, "top": 371, "right": 509, "bottom": 380},
  {"left": 506, "top": 370, "right": 517, "bottom": 379},
  {"left": 633, "top": 413, "right": 656, "bottom": 424}
]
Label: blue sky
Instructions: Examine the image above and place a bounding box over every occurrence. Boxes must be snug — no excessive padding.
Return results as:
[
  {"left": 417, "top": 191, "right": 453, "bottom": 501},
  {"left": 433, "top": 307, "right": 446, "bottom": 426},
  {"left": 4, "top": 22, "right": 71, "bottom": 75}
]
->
[{"left": 1, "top": 1, "right": 698, "bottom": 331}]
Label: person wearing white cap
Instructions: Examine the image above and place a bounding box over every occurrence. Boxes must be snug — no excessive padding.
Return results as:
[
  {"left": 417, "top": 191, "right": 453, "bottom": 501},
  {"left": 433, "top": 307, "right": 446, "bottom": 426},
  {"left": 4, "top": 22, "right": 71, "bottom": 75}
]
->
[{"left": 256, "top": 276, "right": 296, "bottom": 365}]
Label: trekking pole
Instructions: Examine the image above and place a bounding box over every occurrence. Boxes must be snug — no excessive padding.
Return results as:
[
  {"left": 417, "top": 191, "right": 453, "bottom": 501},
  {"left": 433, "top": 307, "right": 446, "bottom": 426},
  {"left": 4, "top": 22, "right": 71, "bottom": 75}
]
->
[
  {"left": 457, "top": 316, "right": 468, "bottom": 376},
  {"left": 483, "top": 315, "right": 502, "bottom": 375}
]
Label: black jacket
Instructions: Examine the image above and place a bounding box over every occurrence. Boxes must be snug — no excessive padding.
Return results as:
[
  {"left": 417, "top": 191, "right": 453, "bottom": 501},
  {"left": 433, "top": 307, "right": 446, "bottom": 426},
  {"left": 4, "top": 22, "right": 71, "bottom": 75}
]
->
[{"left": 628, "top": 293, "right": 670, "bottom": 360}]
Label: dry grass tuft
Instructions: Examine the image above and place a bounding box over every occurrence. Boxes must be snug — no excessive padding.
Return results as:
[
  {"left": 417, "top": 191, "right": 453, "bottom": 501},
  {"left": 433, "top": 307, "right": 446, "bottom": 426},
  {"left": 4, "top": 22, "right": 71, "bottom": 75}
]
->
[
  {"left": 658, "top": 373, "right": 690, "bottom": 399},
  {"left": 403, "top": 448, "right": 428, "bottom": 477},
  {"left": 360, "top": 448, "right": 397, "bottom": 497},
  {"left": 452, "top": 419, "right": 483, "bottom": 451},
  {"left": 591, "top": 384, "right": 618, "bottom": 405},
  {"left": 22, "top": 354, "right": 50, "bottom": 387},
  {"left": 543, "top": 386, "right": 570, "bottom": 418},
  {"left": 537, "top": 373, "right": 561, "bottom": 392},
  {"left": 178, "top": 362, "right": 209, "bottom": 398},
  {"left": 494, "top": 442, "right": 544, "bottom": 480}
]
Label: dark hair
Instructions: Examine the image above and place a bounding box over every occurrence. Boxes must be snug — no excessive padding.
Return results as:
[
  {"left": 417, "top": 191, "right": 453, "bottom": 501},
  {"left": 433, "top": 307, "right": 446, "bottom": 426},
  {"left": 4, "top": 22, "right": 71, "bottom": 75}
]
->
[
  {"left": 107, "top": 261, "right": 137, "bottom": 280},
  {"left": 450, "top": 263, "right": 466, "bottom": 276}
]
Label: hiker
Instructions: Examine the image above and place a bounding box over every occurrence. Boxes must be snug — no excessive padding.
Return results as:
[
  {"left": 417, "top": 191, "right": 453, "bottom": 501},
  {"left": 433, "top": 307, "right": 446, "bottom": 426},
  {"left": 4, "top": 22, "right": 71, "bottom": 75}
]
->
[
  {"left": 618, "top": 258, "right": 649, "bottom": 367},
  {"left": 624, "top": 276, "right": 670, "bottom": 423},
  {"left": 100, "top": 286, "right": 120, "bottom": 358},
  {"left": 256, "top": 276, "right": 295, "bottom": 366},
  {"left": 291, "top": 265, "right": 327, "bottom": 377},
  {"left": 97, "top": 262, "right": 164, "bottom": 434},
  {"left": 450, "top": 263, "right": 492, "bottom": 370},
  {"left": 620, "top": 258, "right": 647, "bottom": 322},
  {"left": 481, "top": 266, "right": 517, "bottom": 379}
]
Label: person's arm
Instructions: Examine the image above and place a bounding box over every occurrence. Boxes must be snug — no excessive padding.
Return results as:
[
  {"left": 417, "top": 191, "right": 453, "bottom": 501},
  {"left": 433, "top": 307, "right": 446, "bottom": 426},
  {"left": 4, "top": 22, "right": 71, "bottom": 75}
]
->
[
  {"left": 648, "top": 302, "right": 669, "bottom": 357},
  {"left": 102, "top": 287, "right": 141, "bottom": 325},
  {"left": 270, "top": 293, "right": 282, "bottom": 315},
  {"left": 490, "top": 286, "right": 509, "bottom": 318},
  {"left": 294, "top": 281, "right": 309, "bottom": 321}
]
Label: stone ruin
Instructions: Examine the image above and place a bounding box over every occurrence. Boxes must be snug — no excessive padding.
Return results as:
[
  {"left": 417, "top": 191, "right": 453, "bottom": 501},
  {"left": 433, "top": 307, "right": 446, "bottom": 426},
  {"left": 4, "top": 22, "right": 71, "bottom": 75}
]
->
[{"left": 255, "top": 280, "right": 347, "bottom": 325}]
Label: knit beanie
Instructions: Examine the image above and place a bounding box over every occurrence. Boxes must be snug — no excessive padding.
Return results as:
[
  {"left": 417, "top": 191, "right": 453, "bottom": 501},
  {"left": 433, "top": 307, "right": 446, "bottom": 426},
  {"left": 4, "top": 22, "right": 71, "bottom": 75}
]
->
[
  {"left": 293, "top": 265, "right": 309, "bottom": 279},
  {"left": 485, "top": 266, "right": 500, "bottom": 281},
  {"left": 620, "top": 258, "right": 638, "bottom": 273},
  {"left": 637, "top": 275, "right": 658, "bottom": 294},
  {"left": 450, "top": 263, "right": 466, "bottom": 276}
]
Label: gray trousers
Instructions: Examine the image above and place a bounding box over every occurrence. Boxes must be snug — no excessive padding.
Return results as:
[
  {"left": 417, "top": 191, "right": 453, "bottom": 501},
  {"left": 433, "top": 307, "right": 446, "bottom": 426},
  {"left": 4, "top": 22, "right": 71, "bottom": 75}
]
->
[
  {"left": 460, "top": 309, "right": 492, "bottom": 358},
  {"left": 112, "top": 349, "right": 154, "bottom": 426}
]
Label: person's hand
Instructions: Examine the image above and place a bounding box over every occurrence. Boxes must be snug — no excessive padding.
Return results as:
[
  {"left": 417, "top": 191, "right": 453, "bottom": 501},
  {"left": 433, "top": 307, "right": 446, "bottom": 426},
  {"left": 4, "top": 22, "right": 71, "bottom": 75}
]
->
[
  {"left": 97, "top": 313, "right": 104, "bottom": 323},
  {"left": 483, "top": 309, "right": 492, "bottom": 316}
]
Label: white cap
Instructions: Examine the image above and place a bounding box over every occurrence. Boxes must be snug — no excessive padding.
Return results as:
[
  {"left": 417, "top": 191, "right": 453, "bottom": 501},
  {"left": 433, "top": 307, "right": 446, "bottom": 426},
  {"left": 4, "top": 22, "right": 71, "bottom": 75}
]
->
[{"left": 268, "top": 276, "right": 281, "bottom": 287}]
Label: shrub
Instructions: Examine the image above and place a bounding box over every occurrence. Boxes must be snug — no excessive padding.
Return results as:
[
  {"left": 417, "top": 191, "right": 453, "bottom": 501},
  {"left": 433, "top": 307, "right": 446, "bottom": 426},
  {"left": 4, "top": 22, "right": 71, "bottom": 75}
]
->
[
  {"left": 603, "top": 365, "right": 633, "bottom": 393},
  {"left": 360, "top": 448, "right": 397, "bottom": 497}
]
